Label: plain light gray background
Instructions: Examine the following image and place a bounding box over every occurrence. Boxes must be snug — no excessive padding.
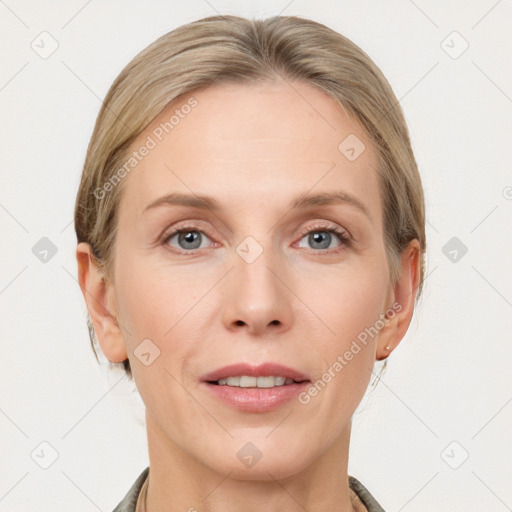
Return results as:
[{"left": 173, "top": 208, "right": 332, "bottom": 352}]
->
[{"left": 1, "top": 1, "right": 511, "bottom": 510}]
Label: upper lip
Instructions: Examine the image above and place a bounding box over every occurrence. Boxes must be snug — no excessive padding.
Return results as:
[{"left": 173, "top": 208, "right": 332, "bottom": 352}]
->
[{"left": 200, "top": 363, "right": 310, "bottom": 383}]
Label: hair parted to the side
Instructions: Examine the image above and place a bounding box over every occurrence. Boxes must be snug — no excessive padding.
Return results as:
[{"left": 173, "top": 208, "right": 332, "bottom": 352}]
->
[{"left": 74, "top": 15, "right": 427, "bottom": 380}]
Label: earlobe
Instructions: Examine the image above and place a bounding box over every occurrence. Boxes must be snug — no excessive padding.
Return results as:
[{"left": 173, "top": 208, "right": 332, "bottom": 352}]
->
[
  {"left": 76, "top": 242, "right": 128, "bottom": 363},
  {"left": 376, "top": 240, "right": 421, "bottom": 361}
]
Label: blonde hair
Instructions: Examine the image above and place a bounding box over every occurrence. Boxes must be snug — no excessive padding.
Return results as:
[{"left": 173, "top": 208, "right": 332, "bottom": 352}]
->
[{"left": 74, "top": 15, "right": 426, "bottom": 379}]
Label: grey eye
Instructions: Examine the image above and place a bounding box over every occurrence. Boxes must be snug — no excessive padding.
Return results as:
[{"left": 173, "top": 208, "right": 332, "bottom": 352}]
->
[
  {"left": 167, "top": 230, "right": 211, "bottom": 250},
  {"left": 298, "top": 230, "right": 342, "bottom": 250}
]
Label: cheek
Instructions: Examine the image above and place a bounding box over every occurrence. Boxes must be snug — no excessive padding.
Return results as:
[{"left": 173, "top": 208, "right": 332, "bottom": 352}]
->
[
  {"left": 114, "top": 261, "right": 201, "bottom": 417},
  {"left": 114, "top": 246, "right": 186, "bottom": 334},
  {"left": 297, "top": 261, "right": 388, "bottom": 345},
  {"left": 116, "top": 272, "right": 165, "bottom": 339},
  {"left": 114, "top": 253, "right": 207, "bottom": 376},
  {"left": 298, "top": 268, "right": 386, "bottom": 409},
  {"left": 294, "top": 260, "right": 388, "bottom": 404}
]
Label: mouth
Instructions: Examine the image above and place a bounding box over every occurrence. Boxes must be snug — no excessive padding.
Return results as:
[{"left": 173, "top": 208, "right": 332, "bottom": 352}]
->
[
  {"left": 206, "top": 376, "right": 308, "bottom": 388},
  {"left": 200, "top": 363, "right": 311, "bottom": 413}
]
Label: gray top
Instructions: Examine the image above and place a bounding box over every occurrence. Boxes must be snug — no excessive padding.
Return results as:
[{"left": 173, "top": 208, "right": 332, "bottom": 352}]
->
[{"left": 113, "top": 466, "right": 386, "bottom": 512}]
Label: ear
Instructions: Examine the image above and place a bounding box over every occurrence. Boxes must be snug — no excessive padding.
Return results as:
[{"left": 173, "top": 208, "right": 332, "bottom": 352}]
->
[
  {"left": 76, "top": 242, "right": 127, "bottom": 363},
  {"left": 376, "top": 239, "right": 421, "bottom": 361}
]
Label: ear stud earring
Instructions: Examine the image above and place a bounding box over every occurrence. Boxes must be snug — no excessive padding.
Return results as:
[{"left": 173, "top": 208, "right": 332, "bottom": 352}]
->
[{"left": 384, "top": 345, "right": 391, "bottom": 350}]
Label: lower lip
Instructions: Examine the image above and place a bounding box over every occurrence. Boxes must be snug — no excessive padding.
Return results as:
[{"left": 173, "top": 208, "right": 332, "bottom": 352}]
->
[{"left": 201, "top": 381, "right": 310, "bottom": 412}]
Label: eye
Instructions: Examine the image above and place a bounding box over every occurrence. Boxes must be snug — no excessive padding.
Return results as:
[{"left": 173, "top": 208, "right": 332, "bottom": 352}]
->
[
  {"left": 296, "top": 223, "right": 351, "bottom": 252},
  {"left": 163, "top": 227, "right": 213, "bottom": 252},
  {"left": 160, "top": 221, "right": 351, "bottom": 255}
]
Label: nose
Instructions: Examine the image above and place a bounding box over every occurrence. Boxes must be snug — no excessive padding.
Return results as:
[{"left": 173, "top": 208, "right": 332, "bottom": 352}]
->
[{"left": 221, "top": 243, "right": 293, "bottom": 337}]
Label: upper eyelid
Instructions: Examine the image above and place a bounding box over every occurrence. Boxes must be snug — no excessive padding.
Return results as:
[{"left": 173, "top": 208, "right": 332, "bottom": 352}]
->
[
  {"left": 163, "top": 221, "right": 349, "bottom": 246},
  {"left": 296, "top": 221, "right": 348, "bottom": 235},
  {"left": 165, "top": 219, "right": 344, "bottom": 236}
]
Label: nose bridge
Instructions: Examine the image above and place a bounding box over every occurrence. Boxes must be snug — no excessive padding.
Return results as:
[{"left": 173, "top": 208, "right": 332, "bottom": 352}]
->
[{"left": 222, "top": 234, "right": 292, "bottom": 334}]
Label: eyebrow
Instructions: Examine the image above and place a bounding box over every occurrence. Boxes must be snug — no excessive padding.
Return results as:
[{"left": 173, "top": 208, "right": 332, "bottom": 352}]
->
[{"left": 142, "top": 190, "right": 371, "bottom": 221}]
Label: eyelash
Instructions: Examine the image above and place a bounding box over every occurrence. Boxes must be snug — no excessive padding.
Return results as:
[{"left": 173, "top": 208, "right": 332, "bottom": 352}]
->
[
  {"left": 161, "top": 221, "right": 352, "bottom": 255},
  {"left": 296, "top": 222, "right": 352, "bottom": 254}
]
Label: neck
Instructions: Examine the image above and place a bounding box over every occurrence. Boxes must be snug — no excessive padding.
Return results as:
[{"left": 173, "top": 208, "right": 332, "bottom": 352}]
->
[{"left": 144, "top": 410, "right": 360, "bottom": 512}]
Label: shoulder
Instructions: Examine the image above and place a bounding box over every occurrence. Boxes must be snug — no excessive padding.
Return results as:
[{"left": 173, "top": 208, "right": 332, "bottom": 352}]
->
[
  {"left": 349, "top": 475, "right": 386, "bottom": 512},
  {"left": 112, "top": 466, "right": 149, "bottom": 512}
]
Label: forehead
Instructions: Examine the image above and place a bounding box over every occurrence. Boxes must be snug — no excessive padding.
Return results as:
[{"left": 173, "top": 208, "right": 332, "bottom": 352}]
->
[{"left": 118, "top": 79, "right": 381, "bottom": 222}]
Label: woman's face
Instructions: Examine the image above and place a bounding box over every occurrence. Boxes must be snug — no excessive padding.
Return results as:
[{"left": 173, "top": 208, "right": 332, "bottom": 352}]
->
[{"left": 106, "top": 80, "right": 400, "bottom": 478}]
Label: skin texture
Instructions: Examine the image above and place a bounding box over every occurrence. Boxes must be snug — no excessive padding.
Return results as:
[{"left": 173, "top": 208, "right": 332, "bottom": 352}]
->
[{"left": 77, "top": 79, "right": 420, "bottom": 512}]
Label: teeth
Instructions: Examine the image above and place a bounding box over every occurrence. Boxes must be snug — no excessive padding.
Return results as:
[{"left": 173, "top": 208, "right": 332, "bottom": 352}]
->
[
  {"left": 240, "top": 376, "right": 258, "bottom": 387},
  {"left": 215, "top": 376, "right": 295, "bottom": 388}
]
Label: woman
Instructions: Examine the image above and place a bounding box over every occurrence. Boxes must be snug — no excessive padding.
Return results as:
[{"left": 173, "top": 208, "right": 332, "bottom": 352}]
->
[{"left": 75, "top": 14, "right": 425, "bottom": 512}]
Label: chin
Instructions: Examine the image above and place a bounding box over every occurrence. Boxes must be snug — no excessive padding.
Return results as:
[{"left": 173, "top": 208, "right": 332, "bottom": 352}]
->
[
  {"left": 222, "top": 460, "right": 305, "bottom": 482},
  {"left": 201, "top": 444, "right": 311, "bottom": 481}
]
